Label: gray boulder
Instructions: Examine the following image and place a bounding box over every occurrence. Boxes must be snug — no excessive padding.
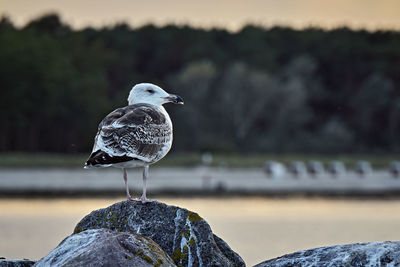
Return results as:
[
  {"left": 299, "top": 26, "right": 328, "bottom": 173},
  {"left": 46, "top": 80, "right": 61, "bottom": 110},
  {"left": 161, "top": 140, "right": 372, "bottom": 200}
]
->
[
  {"left": 0, "top": 259, "right": 35, "bottom": 267},
  {"left": 74, "top": 200, "right": 245, "bottom": 267},
  {"left": 34, "top": 229, "right": 175, "bottom": 267},
  {"left": 254, "top": 241, "right": 400, "bottom": 267}
]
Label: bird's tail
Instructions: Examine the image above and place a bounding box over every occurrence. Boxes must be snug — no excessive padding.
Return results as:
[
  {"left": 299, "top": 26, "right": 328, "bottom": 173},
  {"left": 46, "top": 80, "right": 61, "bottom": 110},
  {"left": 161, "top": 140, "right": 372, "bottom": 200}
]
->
[
  {"left": 84, "top": 150, "right": 135, "bottom": 168},
  {"left": 84, "top": 150, "right": 108, "bottom": 169},
  {"left": 83, "top": 163, "right": 92, "bottom": 169}
]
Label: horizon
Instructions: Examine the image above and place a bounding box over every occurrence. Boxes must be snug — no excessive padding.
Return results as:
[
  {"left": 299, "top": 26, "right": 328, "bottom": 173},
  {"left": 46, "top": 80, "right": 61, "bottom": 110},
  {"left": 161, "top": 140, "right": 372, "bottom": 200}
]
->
[
  {"left": 2, "top": 0, "right": 400, "bottom": 32},
  {"left": 3, "top": 12, "right": 400, "bottom": 34}
]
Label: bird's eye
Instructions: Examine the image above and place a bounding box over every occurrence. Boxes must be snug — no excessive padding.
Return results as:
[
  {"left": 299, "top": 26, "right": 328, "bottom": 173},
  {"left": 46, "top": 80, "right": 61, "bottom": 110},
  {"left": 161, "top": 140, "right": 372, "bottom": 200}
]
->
[{"left": 147, "top": 89, "right": 155, "bottom": 94}]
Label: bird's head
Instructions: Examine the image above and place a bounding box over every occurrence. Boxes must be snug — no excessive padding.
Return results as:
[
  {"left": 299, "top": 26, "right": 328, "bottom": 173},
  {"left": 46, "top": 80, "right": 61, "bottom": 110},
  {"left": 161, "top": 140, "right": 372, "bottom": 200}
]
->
[{"left": 127, "top": 83, "right": 184, "bottom": 106}]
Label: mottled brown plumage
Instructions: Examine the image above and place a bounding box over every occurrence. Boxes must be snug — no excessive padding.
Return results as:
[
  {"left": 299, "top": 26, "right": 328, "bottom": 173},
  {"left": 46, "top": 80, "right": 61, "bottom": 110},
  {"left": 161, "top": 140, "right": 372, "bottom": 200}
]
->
[
  {"left": 86, "top": 103, "right": 171, "bottom": 167},
  {"left": 84, "top": 83, "right": 183, "bottom": 203}
]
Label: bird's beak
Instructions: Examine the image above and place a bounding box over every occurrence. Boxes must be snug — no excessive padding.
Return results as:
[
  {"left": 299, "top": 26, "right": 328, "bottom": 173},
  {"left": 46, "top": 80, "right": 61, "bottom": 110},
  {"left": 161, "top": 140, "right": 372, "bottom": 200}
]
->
[{"left": 164, "top": 94, "right": 184, "bottom": 105}]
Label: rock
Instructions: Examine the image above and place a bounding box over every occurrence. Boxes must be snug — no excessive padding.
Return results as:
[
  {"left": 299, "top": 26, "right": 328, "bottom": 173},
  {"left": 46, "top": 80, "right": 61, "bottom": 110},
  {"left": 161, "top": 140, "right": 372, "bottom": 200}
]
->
[
  {"left": 254, "top": 241, "right": 400, "bottom": 267},
  {"left": 0, "top": 259, "right": 35, "bottom": 267},
  {"left": 34, "top": 229, "right": 175, "bottom": 267},
  {"left": 74, "top": 201, "right": 245, "bottom": 267}
]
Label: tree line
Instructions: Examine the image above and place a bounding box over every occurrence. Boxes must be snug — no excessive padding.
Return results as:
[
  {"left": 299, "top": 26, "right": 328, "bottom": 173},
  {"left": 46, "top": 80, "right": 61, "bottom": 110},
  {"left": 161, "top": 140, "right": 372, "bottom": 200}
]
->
[{"left": 1, "top": 14, "right": 400, "bottom": 154}]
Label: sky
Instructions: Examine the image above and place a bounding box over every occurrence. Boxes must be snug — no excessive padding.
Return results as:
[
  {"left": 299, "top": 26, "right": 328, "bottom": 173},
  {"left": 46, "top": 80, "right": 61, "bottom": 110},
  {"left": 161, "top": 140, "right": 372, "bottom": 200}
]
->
[{"left": 1, "top": 0, "right": 400, "bottom": 31}]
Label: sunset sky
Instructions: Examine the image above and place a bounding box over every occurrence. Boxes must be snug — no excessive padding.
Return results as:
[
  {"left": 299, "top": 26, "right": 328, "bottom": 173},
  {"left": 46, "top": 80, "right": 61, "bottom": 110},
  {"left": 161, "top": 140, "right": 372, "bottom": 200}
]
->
[{"left": 1, "top": 0, "right": 400, "bottom": 31}]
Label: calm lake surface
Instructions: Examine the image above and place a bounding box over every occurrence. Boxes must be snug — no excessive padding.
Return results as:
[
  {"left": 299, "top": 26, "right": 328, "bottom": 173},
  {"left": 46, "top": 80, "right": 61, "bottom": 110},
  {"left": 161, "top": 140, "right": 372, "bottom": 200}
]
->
[{"left": 1, "top": 197, "right": 400, "bottom": 266}]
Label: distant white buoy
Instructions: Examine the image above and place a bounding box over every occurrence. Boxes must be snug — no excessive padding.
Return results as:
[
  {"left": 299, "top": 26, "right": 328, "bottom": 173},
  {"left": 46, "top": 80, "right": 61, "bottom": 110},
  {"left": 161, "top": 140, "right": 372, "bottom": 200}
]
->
[
  {"left": 355, "top": 161, "right": 372, "bottom": 177},
  {"left": 264, "top": 161, "right": 286, "bottom": 178},
  {"left": 288, "top": 161, "right": 307, "bottom": 177},
  {"left": 201, "top": 152, "right": 213, "bottom": 166},
  {"left": 389, "top": 161, "right": 400, "bottom": 178},
  {"left": 307, "top": 160, "right": 324, "bottom": 177},
  {"left": 327, "top": 161, "right": 346, "bottom": 177},
  {"left": 200, "top": 152, "right": 213, "bottom": 190}
]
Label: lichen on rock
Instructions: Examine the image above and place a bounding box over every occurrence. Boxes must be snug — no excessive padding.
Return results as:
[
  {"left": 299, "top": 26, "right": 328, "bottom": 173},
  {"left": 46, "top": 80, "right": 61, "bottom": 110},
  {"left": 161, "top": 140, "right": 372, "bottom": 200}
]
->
[
  {"left": 74, "top": 200, "right": 245, "bottom": 267},
  {"left": 33, "top": 229, "right": 175, "bottom": 267},
  {"left": 254, "top": 241, "right": 400, "bottom": 267}
]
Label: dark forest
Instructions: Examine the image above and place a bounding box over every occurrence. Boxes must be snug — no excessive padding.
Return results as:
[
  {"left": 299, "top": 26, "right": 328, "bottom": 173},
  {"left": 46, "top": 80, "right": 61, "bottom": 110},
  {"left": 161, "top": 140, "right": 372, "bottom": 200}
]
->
[{"left": 1, "top": 14, "right": 399, "bottom": 154}]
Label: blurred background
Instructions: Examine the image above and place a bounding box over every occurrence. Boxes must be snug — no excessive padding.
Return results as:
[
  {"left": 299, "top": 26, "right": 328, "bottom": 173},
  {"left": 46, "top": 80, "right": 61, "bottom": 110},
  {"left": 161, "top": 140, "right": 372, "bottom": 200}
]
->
[{"left": 1, "top": 0, "right": 400, "bottom": 265}]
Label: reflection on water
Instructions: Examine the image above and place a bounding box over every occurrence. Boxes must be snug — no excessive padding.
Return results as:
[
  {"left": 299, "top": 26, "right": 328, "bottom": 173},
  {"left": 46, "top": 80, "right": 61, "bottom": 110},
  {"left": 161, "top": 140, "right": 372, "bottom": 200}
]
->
[{"left": 1, "top": 197, "right": 400, "bottom": 266}]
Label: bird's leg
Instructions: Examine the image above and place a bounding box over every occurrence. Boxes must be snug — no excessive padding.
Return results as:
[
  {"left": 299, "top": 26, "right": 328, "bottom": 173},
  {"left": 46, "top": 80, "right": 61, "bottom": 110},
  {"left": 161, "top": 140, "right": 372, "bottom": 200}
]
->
[
  {"left": 123, "top": 168, "right": 134, "bottom": 201},
  {"left": 140, "top": 165, "right": 150, "bottom": 203}
]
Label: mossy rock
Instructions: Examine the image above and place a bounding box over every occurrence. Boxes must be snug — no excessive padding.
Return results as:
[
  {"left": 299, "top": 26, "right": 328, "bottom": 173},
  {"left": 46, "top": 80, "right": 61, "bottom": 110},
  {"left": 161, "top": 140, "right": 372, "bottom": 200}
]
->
[
  {"left": 0, "top": 259, "right": 35, "bottom": 267},
  {"left": 74, "top": 200, "right": 245, "bottom": 266},
  {"left": 34, "top": 229, "right": 175, "bottom": 267},
  {"left": 255, "top": 241, "right": 400, "bottom": 267}
]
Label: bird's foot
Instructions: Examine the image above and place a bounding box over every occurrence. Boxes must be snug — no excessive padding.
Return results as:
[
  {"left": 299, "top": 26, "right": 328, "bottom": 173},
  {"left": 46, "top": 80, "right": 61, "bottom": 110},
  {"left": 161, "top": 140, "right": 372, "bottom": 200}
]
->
[
  {"left": 137, "top": 195, "right": 156, "bottom": 204},
  {"left": 126, "top": 194, "right": 136, "bottom": 202},
  {"left": 125, "top": 195, "right": 156, "bottom": 204}
]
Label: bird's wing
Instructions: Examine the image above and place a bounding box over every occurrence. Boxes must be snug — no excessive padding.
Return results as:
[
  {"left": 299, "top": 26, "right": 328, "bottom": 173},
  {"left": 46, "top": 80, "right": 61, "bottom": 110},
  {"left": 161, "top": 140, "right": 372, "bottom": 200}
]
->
[{"left": 87, "top": 104, "right": 171, "bottom": 166}]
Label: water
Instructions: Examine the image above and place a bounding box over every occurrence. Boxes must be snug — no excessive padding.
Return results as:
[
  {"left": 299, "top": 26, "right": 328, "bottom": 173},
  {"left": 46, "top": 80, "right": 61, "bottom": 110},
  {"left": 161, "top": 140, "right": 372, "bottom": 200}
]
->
[
  {"left": 1, "top": 167, "right": 400, "bottom": 195},
  {"left": 1, "top": 197, "right": 400, "bottom": 266}
]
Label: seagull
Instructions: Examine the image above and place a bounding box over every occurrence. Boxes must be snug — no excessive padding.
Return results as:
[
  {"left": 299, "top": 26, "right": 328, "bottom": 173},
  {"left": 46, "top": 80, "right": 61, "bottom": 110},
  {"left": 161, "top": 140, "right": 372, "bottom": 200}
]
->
[{"left": 84, "top": 83, "right": 184, "bottom": 203}]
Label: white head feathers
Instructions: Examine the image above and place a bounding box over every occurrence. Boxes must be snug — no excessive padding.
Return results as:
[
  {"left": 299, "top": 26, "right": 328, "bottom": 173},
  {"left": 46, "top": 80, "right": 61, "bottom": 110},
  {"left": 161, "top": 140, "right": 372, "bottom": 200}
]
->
[{"left": 127, "top": 83, "right": 184, "bottom": 106}]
